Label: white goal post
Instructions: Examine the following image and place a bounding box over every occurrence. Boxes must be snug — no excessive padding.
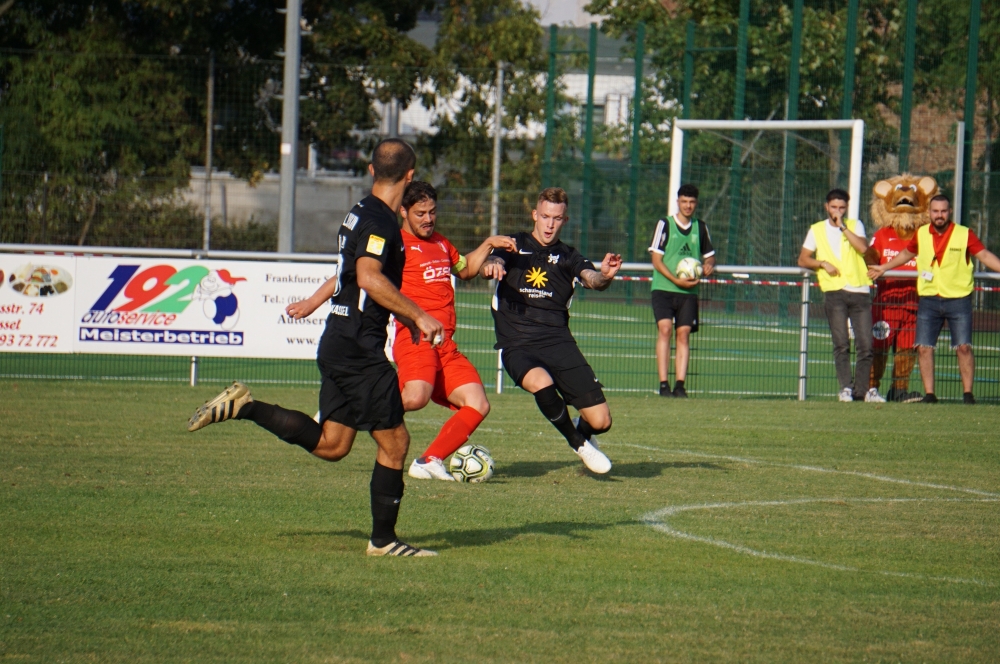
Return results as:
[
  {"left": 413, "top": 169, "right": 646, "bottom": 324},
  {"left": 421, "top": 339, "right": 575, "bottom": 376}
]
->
[{"left": 668, "top": 119, "right": 866, "bottom": 221}]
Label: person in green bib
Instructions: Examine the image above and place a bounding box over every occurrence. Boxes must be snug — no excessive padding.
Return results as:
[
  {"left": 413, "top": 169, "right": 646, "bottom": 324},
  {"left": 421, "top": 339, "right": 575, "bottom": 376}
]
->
[
  {"left": 798, "top": 188, "right": 881, "bottom": 403},
  {"left": 648, "top": 184, "right": 716, "bottom": 398},
  {"left": 869, "top": 194, "right": 1000, "bottom": 404}
]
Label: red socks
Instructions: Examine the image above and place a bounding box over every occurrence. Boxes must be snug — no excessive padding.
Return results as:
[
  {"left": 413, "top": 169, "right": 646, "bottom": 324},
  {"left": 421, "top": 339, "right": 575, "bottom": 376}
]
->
[{"left": 420, "top": 406, "right": 485, "bottom": 461}]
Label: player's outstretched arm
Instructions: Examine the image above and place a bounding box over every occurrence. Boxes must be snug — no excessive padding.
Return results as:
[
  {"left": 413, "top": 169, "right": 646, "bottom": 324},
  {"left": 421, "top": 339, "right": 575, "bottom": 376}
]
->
[
  {"left": 457, "top": 236, "right": 517, "bottom": 280},
  {"left": 479, "top": 255, "right": 507, "bottom": 280},
  {"left": 867, "top": 249, "right": 916, "bottom": 279},
  {"left": 652, "top": 250, "right": 700, "bottom": 289},
  {"left": 356, "top": 257, "right": 445, "bottom": 346},
  {"left": 285, "top": 274, "right": 339, "bottom": 319},
  {"left": 579, "top": 253, "right": 622, "bottom": 291}
]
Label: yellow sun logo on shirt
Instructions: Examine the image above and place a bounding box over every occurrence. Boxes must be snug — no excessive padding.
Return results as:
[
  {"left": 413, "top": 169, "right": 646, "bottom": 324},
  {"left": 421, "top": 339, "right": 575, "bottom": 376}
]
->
[{"left": 525, "top": 267, "right": 548, "bottom": 288}]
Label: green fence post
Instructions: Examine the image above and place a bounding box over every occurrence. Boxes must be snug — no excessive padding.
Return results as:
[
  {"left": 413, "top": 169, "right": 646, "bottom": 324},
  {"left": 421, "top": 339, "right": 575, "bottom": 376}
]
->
[
  {"left": 899, "top": 0, "right": 918, "bottom": 172},
  {"left": 581, "top": 23, "right": 597, "bottom": 259},
  {"left": 628, "top": 24, "right": 645, "bottom": 264},
  {"left": 626, "top": 23, "right": 645, "bottom": 305},
  {"left": 838, "top": 0, "right": 859, "bottom": 188},
  {"left": 780, "top": 0, "right": 803, "bottom": 267},
  {"left": 542, "top": 25, "right": 558, "bottom": 190},
  {"left": 683, "top": 21, "right": 694, "bottom": 121},
  {"left": 725, "top": 0, "right": 750, "bottom": 269},
  {"left": 961, "top": 0, "right": 981, "bottom": 227}
]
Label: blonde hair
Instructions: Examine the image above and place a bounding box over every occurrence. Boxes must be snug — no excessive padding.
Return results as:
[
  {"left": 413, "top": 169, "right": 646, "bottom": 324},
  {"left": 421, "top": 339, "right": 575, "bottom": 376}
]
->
[{"left": 537, "top": 187, "right": 569, "bottom": 213}]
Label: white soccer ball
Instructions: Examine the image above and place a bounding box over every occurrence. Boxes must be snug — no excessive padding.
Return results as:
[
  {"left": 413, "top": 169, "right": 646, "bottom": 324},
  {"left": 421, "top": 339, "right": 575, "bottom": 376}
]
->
[
  {"left": 675, "top": 256, "right": 703, "bottom": 280},
  {"left": 448, "top": 444, "right": 494, "bottom": 483}
]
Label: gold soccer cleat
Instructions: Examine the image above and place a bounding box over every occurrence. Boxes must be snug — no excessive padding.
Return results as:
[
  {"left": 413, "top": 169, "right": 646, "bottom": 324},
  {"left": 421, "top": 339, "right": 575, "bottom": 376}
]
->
[
  {"left": 366, "top": 540, "right": 438, "bottom": 557},
  {"left": 187, "top": 381, "right": 253, "bottom": 432}
]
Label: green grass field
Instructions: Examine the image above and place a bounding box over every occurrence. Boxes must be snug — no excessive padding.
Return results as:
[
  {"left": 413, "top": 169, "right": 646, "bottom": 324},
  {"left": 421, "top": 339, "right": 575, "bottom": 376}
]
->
[{"left": 2, "top": 381, "right": 998, "bottom": 662}]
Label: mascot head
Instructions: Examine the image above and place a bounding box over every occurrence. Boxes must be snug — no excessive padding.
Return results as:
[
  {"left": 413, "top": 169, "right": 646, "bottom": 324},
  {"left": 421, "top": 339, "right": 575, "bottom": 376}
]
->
[{"left": 870, "top": 174, "right": 938, "bottom": 235}]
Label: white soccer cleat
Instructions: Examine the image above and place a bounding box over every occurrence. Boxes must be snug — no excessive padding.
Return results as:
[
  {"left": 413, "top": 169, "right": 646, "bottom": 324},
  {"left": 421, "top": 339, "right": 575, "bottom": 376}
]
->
[
  {"left": 408, "top": 457, "right": 456, "bottom": 481},
  {"left": 864, "top": 388, "right": 886, "bottom": 403},
  {"left": 575, "top": 440, "right": 612, "bottom": 474},
  {"left": 838, "top": 387, "right": 854, "bottom": 402},
  {"left": 366, "top": 540, "right": 438, "bottom": 557},
  {"left": 571, "top": 416, "right": 612, "bottom": 474}
]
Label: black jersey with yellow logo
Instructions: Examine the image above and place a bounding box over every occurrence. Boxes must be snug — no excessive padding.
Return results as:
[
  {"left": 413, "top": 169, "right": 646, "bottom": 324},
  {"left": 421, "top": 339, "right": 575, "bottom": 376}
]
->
[
  {"left": 320, "top": 194, "right": 405, "bottom": 360},
  {"left": 490, "top": 231, "right": 595, "bottom": 349}
]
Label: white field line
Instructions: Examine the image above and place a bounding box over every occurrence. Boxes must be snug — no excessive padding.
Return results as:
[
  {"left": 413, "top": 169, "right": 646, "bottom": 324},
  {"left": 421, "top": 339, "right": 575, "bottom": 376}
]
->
[
  {"left": 611, "top": 444, "right": 1000, "bottom": 498},
  {"left": 641, "top": 497, "right": 998, "bottom": 586}
]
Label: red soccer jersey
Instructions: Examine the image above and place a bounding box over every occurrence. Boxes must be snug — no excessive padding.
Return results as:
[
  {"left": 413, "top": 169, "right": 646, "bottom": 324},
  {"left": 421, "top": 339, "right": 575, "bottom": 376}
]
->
[
  {"left": 396, "top": 229, "right": 461, "bottom": 336},
  {"left": 870, "top": 227, "right": 918, "bottom": 303}
]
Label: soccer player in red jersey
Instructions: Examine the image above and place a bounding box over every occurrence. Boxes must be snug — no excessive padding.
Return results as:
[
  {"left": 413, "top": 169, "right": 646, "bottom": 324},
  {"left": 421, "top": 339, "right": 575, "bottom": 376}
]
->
[
  {"left": 395, "top": 181, "right": 517, "bottom": 481},
  {"left": 865, "top": 226, "right": 922, "bottom": 402}
]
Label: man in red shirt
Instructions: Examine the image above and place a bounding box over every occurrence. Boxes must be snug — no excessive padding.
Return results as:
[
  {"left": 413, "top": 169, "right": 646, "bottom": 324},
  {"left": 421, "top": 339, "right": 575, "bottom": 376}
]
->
[
  {"left": 865, "top": 226, "right": 922, "bottom": 402},
  {"left": 394, "top": 181, "right": 516, "bottom": 480},
  {"left": 870, "top": 195, "right": 1000, "bottom": 404}
]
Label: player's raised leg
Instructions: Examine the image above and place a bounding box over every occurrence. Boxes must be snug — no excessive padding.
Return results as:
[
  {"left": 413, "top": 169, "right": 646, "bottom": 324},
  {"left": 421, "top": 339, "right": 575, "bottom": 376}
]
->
[
  {"left": 522, "top": 366, "right": 611, "bottom": 474},
  {"left": 406, "top": 380, "right": 488, "bottom": 481},
  {"left": 188, "top": 381, "right": 324, "bottom": 454}
]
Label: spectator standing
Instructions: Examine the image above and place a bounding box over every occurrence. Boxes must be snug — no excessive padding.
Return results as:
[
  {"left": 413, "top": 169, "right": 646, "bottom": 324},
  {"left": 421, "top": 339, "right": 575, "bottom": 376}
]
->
[{"left": 798, "top": 189, "right": 881, "bottom": 402}]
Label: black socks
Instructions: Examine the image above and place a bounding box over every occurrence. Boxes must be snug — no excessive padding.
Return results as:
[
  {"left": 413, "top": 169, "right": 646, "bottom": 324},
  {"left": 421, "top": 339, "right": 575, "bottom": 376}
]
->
[
  {"left": 370, "top": 462, "right": 404, "bottom": 547},
  {"left": 237, "top": 401, "right": 321, "bottom": 452},
  {"left": 534, "top": 385, "right": 586, "bottom": 450}
]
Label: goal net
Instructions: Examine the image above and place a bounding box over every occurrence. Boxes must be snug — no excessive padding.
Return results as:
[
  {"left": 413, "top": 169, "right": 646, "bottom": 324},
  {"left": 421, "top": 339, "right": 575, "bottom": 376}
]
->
[{"left": 667, "top": 119, "right": 865, "bottom": 268}]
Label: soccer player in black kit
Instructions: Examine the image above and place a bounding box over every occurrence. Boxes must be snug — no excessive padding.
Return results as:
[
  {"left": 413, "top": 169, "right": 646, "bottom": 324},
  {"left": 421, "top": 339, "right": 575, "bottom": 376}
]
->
[
  {"left": 480, "top": 187, "right": 622, "bottom": 473},
  {"left": 187, "top": 139, "right": 445, "bottom": 557}
]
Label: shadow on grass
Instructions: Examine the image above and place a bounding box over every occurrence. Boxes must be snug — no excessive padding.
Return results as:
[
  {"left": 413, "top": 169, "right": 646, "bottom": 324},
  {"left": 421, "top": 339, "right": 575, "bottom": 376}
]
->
[
  {"left": 494, "top": 459, "right": 725, "bottom": 480},
  {"left": 610, "top": 461, "right": 726, "bottom": 478},
  {"left": 496, "top": 460, "right": 577, "bottom": 477},
  {"left": 289, "top": 521, "right": 637, "bottom": 550}
]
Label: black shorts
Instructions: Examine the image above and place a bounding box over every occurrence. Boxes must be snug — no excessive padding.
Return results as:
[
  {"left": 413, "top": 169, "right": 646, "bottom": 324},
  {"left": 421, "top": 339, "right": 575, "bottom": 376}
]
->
[
  {"left": 651, "top": 290, "right": 699, "bottom": 332},
  {"left": 317, "top": 338, "right": 403, "bottom": 432},
  {"left": 501, "top": 342, "right": 606, "bottom": 409}
]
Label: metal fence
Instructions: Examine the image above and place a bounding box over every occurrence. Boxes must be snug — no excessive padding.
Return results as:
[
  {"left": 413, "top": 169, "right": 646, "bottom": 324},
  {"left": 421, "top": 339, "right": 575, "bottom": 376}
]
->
[{"left": 2, "top": 246, "right": 998, "bottom": 403}]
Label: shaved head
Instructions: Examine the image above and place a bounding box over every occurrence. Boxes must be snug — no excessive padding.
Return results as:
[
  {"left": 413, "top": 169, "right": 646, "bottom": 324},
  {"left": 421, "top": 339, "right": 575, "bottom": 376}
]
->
[{"left": 371, "top": 139, "right": 416, "bottom": 184}]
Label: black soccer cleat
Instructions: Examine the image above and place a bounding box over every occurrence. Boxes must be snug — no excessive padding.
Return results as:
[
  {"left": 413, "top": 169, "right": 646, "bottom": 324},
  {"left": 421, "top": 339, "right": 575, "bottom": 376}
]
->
[
  {"left": 920, "top": 393, "right": 938, "bottom": 404},
  {"left": 963, "top": 392, "right": 976, "bottom": 405},
  {"left": 672, "top": 385, "right": 688, "bottom": 398}
]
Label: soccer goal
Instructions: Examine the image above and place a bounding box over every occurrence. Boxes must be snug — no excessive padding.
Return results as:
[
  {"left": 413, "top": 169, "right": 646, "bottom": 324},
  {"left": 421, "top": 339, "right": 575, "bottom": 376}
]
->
[
  {"left": 660, "top": 117, "right": 867, "bottom": 279},
  {"left": 669, "top": 118, "right": 865, "bottom": 214}
]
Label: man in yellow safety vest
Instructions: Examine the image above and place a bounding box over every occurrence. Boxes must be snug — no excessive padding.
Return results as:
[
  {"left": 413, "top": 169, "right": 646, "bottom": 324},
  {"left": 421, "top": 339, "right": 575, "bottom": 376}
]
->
[
  {"left": 798, "top": 189, "right": 880, "bottom": 402},
  {"left": 869, "top": 194, "right": 1000, "bottom": 404}
]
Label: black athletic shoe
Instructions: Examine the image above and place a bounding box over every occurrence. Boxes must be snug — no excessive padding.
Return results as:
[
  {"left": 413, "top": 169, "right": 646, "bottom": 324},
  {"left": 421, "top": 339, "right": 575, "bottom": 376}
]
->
[
  {"left": 920, "top": 393, "right": 938, "bottom": 404},
  {"left": 659, "top": 385, "right": 674, "bottom": 397},
  {"left": 963, "top": 393, "right": 976, "bottom": 405},
  {"left": 886, "top": 387, "right": 902, "bottom": 402},
  {"left": 672, "top": 385, "right": 688, "bottom": 398},
  {"left": 902, "top": 391, "right": 924, "bottom": 403}
]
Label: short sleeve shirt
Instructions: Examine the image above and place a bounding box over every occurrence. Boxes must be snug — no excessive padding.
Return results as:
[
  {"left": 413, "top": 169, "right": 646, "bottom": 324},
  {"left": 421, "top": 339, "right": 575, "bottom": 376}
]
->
[
  {"left": 904, "top": 223, "right": 985, "bottom": 262},
  {"left": 321, "top": 194, "right": 405, "bottom": 357},
  {"left": 648, "top": 217, "right": 716, "bottom": 258},
  {"left": 490, "top": 231, "right": 595, "bottom": 349},
  {"left": 870, "top": 227, "right": 917, "bottom": 303},
  {"left": 396, "top": 229, "right": 461, "bottom": 336},
  {"left": 802, "top": 219, "right": 868, "bottom": 294}
]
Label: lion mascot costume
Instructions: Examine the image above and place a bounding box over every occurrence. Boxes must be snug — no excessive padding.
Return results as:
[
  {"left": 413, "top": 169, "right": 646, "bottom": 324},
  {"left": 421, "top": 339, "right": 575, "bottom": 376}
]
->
[{"left": 866, "top": 174, "right": 939, "bottom": 401}]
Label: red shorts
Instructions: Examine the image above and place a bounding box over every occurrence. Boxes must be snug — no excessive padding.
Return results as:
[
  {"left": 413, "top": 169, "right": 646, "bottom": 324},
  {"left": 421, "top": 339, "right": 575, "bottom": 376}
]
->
[
  {"left": 872, "top": 303, "right": 917, "bottom": 351},
  {"left": 392, "top": 334, "right": 483, "bottom": 409}
]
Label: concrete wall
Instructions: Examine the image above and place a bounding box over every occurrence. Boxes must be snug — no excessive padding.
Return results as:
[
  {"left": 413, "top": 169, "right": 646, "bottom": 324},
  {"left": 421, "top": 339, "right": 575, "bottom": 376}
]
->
[{"left": 185, "top": 169, "right": 369, "bottom": 253}]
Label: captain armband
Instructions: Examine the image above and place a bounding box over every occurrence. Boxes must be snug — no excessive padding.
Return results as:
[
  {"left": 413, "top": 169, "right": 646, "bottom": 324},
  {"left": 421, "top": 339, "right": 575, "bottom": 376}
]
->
[{"left": 453, "top": 255, "right": 468, "bottom": 273}]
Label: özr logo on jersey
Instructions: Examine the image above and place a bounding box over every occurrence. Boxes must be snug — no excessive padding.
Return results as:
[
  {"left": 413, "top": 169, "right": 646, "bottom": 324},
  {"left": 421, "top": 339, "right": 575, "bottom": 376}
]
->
[{"left": 422, "top": 265, "right": 451, "bottom": 282}]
